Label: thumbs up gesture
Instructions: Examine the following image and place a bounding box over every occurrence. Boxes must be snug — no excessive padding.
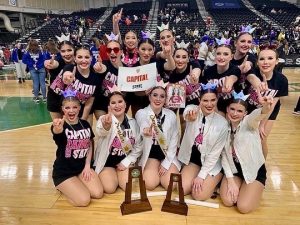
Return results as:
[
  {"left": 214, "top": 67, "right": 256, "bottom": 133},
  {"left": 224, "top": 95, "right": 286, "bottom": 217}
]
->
[{"left": 63, "top": 65, "right": 76, "bottom": 85}]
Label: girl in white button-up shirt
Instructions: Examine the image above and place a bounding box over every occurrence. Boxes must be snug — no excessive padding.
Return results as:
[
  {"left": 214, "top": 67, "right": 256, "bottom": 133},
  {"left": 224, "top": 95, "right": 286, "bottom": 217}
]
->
[
  {"left": 94, "top": 92, "right": 143, "bottom": 194},
  {"left": 135, "top": 86, "right": 181, "bottom": 190},
  {"left": 220, "top": 92, "right": 273, "bottom": 214},
  {"left": 178, "top": 85, "right": 228, "bottom": 200}
]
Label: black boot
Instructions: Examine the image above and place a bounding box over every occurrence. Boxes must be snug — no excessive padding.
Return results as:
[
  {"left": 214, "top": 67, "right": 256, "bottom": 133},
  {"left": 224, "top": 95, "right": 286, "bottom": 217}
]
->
[{"left": 18, "top": 78, "right": 22, "bottom": 83}]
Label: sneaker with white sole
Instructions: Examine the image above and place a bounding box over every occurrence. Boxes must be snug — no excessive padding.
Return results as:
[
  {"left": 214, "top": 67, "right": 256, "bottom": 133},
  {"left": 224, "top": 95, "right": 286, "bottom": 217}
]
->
[
  {"left": 42, "top": 97, "right": 47, "bottom": 103},
  {"left": 292, "top": 111, "right": 300, "bottom": 115},
  {"left": 33, "top": 97, "right": 40, "bottom": 103}
]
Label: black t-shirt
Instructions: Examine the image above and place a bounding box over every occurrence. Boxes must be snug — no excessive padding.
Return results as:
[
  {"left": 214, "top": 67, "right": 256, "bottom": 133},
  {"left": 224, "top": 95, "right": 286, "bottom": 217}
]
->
[
  {"left": 247, "top": 69, "right": 288, "bottom": 119},
  {"left": 169, "top": 61, "right": 201, "bottom": 103},
  {"left": 52, "top": 119, "right": 94, "bottom": 179},
  {"left": 101, "top": 60, "right": 125, "bottom": 97},
  {"left": 202, "top": 63, "right": 241, "bottom": 99},
  {"left": 202, "top": 63, "right": 241, "bottom": 112},
  {"left": 62, "top": 64, "right": 102, "bottom": 104},
  {"left": 49, "top": 58, "right": 67, "bottom": 84},
  {"left": 231, "top": 53, "right": 257, "bottom": 93},
  {"left": 231, "top": 52, "right": 256, "bottom": 67}
]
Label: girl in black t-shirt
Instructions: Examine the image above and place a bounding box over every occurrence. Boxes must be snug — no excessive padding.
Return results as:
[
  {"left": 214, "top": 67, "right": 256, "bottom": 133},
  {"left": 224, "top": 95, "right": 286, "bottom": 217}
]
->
[
  {"left": 168, "top": 48, "right": 201, "bottom": 134},
  {"left": 202, "top": 44, "right": 241, "bottom": 114},
  {"left": 52, "top": 94, "right": 103, "bottom": 206},
  {"left": 92, "top": 40, "right": 126, "bottom": 119},
  {"left": 128, "top": 38, "right": 175, "bottom": 117},
  {"left": 45, "top": 41, "right": 75, "bottom": 120},
  {"left": 248, "top": 46, "right": 288, "bottom": 158},
  {"left": 60, "top": 46, "right": 103, "bottom": 125},
  {"left": 232, "top": 33, "right": 258, "bottom": 92}
]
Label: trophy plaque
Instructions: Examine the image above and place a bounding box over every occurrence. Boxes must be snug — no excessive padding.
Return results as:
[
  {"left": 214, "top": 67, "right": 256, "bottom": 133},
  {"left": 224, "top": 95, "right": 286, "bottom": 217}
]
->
[
  {"left": 161, "top": 173, "right": 188, "bottom": 216},
  {"left": 120, "top": 166, "right": 152, "bottom": 215}
]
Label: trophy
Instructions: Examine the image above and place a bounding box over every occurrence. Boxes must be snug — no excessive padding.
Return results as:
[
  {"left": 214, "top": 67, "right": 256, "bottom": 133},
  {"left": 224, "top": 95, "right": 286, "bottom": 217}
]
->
[
  {"left": 120, "top": 166, "right": 152, "bottom": 215},
  {"left": 161, "top": 173, "right": 188, "bottom": 216}
]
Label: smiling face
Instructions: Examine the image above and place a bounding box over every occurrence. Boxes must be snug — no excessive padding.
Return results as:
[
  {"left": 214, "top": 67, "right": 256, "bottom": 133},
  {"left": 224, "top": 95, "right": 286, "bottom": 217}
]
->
[
  {"left": 124, "top": 31, "right": 138, "bottom": 50},
  {"left": 108, "top": 94, "right": 126, "bottom": 118},
  {"left": 60, "top": 43, "right": 74, "bottom": 63},
  {"left": 159, "top": 30, "right": 174, "bottom": 47},
  {"left": 174, "top": 49, "right": 189, "bottom": 72},
  {"left": 257, "top": 49, "right": 278, "bottom": 75},
  {"left": 235, "top": 33, "right": 253, "bottom": 54},
  {"left": 62, "top": 98, "right": 81, "bottom": 123},
  {"left": 226, "top": 102, "right": 247, "bottom": 124},
  {"left": 138, "top": 42, "right": 154, "bottom": 64},
  {"left": 149, "top": 87, "right": 166, "bottom": 112},
  {"left": 199, "top": 92, "right": 217, "bottom": 116},
  {"left": 215, "top": 46, "right": 233, "bottom": 67},
  {"left": 75, "top": 48, "right": 92, "bottom": 71},
  {"left": 106, "top": 41, "right": 122, "bottom": 63}
]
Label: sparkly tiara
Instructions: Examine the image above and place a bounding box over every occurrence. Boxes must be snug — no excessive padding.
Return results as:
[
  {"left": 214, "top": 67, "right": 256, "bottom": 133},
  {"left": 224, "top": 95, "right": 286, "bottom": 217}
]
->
[
  {"left": 200, "top": 83, "right": 217, "bottom": 91},
  {"left": 176, "top": 40, "right": 190, "bottom": 49},
  {"left": 215, "top": 37, "right": 231, "bottom": 46},
  {"left": 61, "top": 89, "right": 77, "bottom": 98},
  {"left": 105, "top": 32, "right": 119, "bottom": 41},
  {"left": 232, "top": 91, "right": 249, "bottom": 101},
  {"left": 141, "top": 31, "right": 155, "bottom": 40},
  {"left": 55, "top": 33, "right": 70, "bottom": 42},
  {"left": 240, "top": 25, "right": 255, "bottom": 34},
  {"left": 157, "top": 23, "right": 169, "bottom": 32}
]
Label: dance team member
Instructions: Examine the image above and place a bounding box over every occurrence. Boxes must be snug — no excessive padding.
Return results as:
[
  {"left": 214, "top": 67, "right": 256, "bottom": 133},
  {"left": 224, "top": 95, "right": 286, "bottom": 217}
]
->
[{"left": 51, "top": 90, "right": 103, "bottom": 207}]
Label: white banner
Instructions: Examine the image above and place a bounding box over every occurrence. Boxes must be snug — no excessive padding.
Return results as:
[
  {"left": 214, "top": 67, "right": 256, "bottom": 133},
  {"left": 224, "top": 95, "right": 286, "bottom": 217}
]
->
[
  {"left": 9, "top": 0, "right": 17, "bottom": 6},
  {"left": 118, "top": 63, "right": 157, "bottom": 92}
]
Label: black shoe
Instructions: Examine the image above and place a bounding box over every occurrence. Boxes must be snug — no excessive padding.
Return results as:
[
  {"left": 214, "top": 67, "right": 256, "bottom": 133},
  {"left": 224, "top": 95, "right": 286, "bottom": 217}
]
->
[
  {"left": 22, "top": 78, "right": 25, "bottom": 82},
  {"left": 18, "top": 78, "right": 22, "bottom": 83}
]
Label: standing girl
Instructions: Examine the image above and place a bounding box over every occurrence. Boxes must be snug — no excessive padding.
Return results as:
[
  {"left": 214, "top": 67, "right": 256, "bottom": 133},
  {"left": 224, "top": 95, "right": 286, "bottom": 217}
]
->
[
  {"left": 45, "top": 41, "right": 75, "bottom": 119},
  {"left": 22, "top": 39, "right": 46, "bottom": 103}
]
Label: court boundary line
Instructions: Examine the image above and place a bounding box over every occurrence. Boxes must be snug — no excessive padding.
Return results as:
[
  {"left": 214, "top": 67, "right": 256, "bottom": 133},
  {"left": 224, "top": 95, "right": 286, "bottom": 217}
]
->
[{"left": 0, "top": 122, "right": 52, "bottom": 133}]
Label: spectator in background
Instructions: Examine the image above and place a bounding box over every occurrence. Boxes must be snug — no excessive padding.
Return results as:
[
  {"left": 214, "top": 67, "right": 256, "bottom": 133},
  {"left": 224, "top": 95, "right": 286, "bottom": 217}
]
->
[{"left": 12, "top": 43, "right": 27, "bottom": 83}]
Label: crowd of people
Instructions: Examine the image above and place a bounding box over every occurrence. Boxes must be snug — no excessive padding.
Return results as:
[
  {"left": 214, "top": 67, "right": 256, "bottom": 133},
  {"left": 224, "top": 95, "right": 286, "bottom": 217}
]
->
[{"left": 0, "top": 5, "right": 298, "bottom": 214}]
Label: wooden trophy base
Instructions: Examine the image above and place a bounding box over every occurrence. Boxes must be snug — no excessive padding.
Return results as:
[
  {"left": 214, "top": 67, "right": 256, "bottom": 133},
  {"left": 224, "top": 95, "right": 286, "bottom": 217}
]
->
[
  {"left": 161, "top": 200, "right": 188, "bottom": 216},
  {"left": 120, "top": 199, "right": 152, "bottom": 215}
]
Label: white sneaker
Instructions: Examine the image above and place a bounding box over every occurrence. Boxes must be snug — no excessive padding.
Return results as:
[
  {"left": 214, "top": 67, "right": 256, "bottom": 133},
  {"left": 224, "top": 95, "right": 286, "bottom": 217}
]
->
[{"left": 33, "top": 97, "right": 40, "bottom": 103}]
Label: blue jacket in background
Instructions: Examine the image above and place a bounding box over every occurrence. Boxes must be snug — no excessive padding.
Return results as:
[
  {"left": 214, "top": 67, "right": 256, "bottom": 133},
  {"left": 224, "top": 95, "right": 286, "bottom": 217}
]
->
[
  {"left": 22, "top": 51, "right": 45, "bottom": 70},
  {"left": 11, "top": 48, "right": 19, "bottom": 63}
]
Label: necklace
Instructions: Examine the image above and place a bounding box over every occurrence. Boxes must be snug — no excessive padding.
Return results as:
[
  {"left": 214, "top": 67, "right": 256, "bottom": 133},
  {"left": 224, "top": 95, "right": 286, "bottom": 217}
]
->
[{"left": 65, "top": 119, "right": 84, "bottom": 131}]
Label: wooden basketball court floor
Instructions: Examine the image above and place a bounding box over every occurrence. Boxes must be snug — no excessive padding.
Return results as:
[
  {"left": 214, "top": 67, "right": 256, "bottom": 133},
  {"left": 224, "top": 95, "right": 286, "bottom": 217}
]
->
[{"left": 0, "top": 68, "right": 299, "bottom": 225}]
